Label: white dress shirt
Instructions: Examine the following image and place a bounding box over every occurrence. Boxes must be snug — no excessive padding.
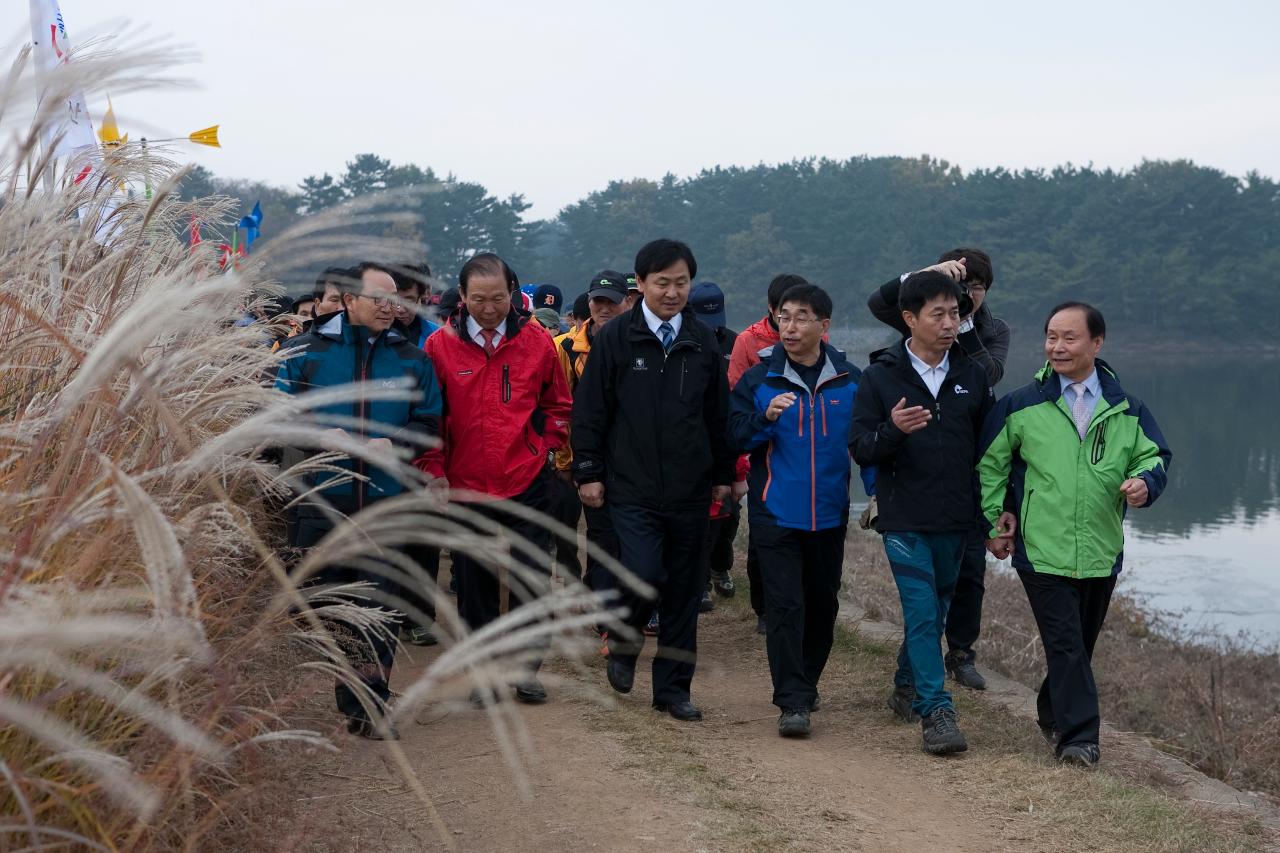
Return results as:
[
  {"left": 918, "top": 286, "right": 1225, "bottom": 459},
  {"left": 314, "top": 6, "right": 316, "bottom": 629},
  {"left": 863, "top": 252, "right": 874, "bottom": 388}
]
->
[
  {"left": 640, "top": 300, "right": 682, "bottom": 340},
  {"left": 905, "top": 339, "right": 950, "bottom": 399},
  {"left": 466, "top": 315, "right": 508, "bottom": 348},
  {"left": 1060, "top": 368, "right": 1101, "bottom": 418}
]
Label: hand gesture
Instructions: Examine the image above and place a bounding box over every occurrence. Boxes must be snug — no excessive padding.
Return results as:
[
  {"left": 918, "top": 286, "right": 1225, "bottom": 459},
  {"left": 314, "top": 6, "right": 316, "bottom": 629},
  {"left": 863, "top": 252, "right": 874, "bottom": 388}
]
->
[
  {"left": 367, "top": 437, "right": 393, "bottom": 454},
  {"left": 1120, "top": 478, "right": 1149, "bottom": 507},
  {"left": 579, "top": 482, "right": 605, "bottom": 508},
  {"left": 889, "top": 397, "right": 932, "bottom": 434},
  {"left": 711, "top": 485, "right": 731, "bottom": 503},
  {"left": 765, "top": 392, "right": 798, "bottom": 422}
]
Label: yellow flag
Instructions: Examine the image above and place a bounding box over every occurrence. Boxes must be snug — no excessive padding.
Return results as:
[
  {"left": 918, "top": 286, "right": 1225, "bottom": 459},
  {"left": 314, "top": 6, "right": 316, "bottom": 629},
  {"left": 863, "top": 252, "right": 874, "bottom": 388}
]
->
[
  {"left": 188, "top": 125, "right": 221, "bottom": 148},
  {"left": 98, "top": 95, "right": 127, "bottom": 147}
]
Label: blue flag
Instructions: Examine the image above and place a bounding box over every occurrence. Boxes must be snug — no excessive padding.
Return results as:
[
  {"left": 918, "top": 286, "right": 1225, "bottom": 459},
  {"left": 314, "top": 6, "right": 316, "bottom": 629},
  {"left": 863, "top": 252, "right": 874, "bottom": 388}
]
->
[{"left": 238, "top": 201, "right": 263, "bottom": 252}]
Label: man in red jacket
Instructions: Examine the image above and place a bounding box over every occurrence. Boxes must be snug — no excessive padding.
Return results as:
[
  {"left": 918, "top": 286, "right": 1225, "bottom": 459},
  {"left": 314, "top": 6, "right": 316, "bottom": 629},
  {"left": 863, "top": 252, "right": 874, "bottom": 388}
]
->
[{"left": 416, "top": 253, "right": 573, "bottom": 704}]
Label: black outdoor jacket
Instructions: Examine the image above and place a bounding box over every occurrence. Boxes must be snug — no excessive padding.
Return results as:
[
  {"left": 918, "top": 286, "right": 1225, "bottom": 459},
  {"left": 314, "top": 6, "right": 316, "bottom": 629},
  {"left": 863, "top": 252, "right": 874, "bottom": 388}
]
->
[
  {"left": 572, "top": 303, "right": 736, "bottom": 509},
  {"left": 868, "top": 276, "right": 1011, "bottom": 385},
  {"left": 849, "top": 339, "right": 994, "bottom": 533}
]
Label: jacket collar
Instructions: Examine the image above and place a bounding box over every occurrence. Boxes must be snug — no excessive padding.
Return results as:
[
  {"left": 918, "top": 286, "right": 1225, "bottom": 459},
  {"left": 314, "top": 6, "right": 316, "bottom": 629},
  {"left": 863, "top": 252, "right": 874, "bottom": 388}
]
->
[
  {"left": 315, "top": 311, "right": 405, "bottom": 346},
  {"left": 626, "top": 300, "right": 702, "bottom": 349},
  {"left": 449, "top": 304, "right": 528, "bottom": 343},
  {"left": 766, "top": 341, "right": 852, "bottom": 391},
  {"left": 1034, "top": 358, "right": 1124, "bottom": 406},
  {"left": 871, "top": 337, "right": 970, "bottom": 374}
]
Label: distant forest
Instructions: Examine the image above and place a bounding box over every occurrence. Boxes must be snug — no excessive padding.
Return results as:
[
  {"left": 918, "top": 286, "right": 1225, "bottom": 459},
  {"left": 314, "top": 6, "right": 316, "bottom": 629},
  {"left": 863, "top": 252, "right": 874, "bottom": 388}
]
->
[{"left": 179, "top": 154, "right": 1280, "bottom": 339}]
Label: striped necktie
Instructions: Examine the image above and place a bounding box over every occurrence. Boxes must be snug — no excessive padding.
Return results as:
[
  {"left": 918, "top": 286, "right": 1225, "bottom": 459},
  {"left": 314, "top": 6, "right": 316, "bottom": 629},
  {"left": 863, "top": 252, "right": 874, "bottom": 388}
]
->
[
  {"left": 481, "top": 328, "right": 498, "bottom": 356},
  {"left": 1070, "top": 382, "right": 1090, "bottom": 439},
  {"left": 658, "top": 321, "right": 674, "bottom": 352}
]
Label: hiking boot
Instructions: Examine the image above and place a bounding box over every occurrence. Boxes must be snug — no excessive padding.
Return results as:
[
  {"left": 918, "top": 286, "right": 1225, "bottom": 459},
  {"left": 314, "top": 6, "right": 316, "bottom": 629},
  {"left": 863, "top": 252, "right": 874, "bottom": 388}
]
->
[
  {"left": 755, "top": 615, "right": 767, "bottom": 635},
  {"left": 921, "top": 707, "right": 968, "bottom": 755},
  {"left": 886, "top": 686, "right": 920, "bottom": 723},
  {"left": 699, "top": 590, "right": 715, "bottom": 613},
  {"left": 778, "top": 708, "right": 812, "bottom": 738},
  {"left": 945, "top": 651, "right": 987, "bottom": 690},
  {"left": 1058, "top": 743, "right": 1100, "bottom": 768},
  {"left": 710, "top": 571, "right": 736, "bottom": 598},
  {"left": 606, "top": 658, "right": 635, "bottom": 694},
  {"left": 405, "top": 626, "right": 438, "bottom": 647},
  {"left": 643, "top": 612, "right": 660, "bottom": 637},
  {"left": 652, "top": 699, "right": 703, "bottom": 722}
]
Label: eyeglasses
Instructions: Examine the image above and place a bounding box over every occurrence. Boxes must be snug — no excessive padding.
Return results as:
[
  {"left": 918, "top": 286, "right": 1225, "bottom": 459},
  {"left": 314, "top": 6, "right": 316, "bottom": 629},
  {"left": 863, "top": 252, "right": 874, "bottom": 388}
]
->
[
  {"left": 356, "top": 295, "right": 392, "bottom": 307},
  {"left": 776, "top": 314, "right": 819, "bottom": 327}
]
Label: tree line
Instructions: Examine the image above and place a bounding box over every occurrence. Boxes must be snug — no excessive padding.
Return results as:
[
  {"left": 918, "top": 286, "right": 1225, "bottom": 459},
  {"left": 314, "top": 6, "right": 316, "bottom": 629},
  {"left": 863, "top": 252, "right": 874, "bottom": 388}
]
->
[{"left": 179, "top": 154, "right": 1280, "bottom": 340}]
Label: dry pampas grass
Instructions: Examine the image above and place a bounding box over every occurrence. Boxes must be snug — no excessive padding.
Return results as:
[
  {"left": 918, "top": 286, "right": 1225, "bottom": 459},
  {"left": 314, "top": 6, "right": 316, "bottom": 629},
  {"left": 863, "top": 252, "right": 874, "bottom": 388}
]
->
[{"left": 0, "top": 36, "right": 644, "bottom": 851}]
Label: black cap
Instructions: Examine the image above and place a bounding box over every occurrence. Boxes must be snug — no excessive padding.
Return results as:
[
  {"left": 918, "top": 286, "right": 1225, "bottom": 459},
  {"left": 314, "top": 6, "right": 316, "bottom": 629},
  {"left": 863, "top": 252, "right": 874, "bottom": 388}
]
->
[
  {"left": 625, "top": 272, "right": 638, "bottom": 292},
  {"left": 437, "top": 287, "right": 462, "bottom": 320},
  {"left": 587, "top": 270, "right": 628, "bottom": 304}
]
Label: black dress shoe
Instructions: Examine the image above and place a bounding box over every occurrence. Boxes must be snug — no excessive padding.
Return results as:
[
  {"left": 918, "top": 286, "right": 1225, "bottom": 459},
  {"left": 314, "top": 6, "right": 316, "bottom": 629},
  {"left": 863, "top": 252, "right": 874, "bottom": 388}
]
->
[
  {"left": 607, "top": 658, "right": 634, "bottom": 694},
  {"left": 347, "top": 717, "right": 400, "bottom": 740},
  {"left": 513, "top": 678, "right": 548, "bottom": 704},
  {"left": 652, "top": 700, "right": 703, "bottom": 722}
]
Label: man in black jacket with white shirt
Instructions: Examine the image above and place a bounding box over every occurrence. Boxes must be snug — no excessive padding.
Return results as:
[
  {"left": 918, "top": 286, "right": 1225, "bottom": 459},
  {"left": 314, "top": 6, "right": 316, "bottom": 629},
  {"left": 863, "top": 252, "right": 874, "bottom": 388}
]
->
[
  {"left": 572, "top": 238, "right": 736, "bottom": 722},
  {"left": 866, "top": 247, "right": 1009, "bottom": 691}
]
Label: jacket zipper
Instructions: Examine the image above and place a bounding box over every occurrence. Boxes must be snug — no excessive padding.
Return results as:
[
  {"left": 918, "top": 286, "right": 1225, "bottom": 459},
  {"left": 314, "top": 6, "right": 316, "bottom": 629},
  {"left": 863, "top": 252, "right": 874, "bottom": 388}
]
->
[
  {"left": 809, "top": 393, "right": 817, "bottom": 530},
  {"left": 501, "top": 363, "right": 512, "bottom": 403}
]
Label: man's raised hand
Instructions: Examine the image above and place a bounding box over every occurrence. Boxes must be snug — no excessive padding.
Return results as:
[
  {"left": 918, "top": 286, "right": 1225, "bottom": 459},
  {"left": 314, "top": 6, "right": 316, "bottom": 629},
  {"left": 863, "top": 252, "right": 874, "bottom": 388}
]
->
[
  {"left": 889, "top": 397, "right": 932, "bottom": 434},
  {"left": 765, "top": 392, "right": 798, "bottom": 422}
]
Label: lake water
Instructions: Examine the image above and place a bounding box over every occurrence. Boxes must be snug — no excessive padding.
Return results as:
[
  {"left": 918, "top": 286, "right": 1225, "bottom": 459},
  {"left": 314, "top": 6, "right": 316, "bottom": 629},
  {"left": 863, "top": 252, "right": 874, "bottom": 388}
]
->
[{"left": 832, "top": 327, "right": 1280, "bottom": 647}]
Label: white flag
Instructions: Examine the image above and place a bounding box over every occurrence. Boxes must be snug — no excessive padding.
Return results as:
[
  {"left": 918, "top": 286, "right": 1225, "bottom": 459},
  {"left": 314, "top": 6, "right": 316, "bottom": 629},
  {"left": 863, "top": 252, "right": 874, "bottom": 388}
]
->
[{"left": 29, "top": 0, "right": 101, "bottom": 183}]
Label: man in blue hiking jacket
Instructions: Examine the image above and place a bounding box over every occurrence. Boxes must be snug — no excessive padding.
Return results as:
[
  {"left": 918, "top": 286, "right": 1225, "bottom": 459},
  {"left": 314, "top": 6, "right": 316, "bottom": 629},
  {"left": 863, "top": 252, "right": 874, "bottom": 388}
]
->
[
  {"left": 729, "top": 284, "right": 871, "bottom": 739},
  {"left": 276, "top": 262, "right": 443, "bottom": 739}
]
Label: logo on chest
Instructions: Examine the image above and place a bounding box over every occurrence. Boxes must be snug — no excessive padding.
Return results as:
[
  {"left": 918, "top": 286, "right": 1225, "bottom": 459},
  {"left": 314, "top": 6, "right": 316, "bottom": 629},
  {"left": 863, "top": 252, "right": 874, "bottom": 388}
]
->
[
  {"left": 953, "top": 384, "right": 969, "bottom": 395},
  {"left": 632, "top": 357, "right": 648, "bottom": 371}
]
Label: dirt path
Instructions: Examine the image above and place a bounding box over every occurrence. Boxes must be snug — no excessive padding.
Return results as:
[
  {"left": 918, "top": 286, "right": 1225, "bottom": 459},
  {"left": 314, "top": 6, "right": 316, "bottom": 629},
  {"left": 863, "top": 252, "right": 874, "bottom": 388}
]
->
[{"left": 286, "top": 574, "right": 1273, "bottom": 852}]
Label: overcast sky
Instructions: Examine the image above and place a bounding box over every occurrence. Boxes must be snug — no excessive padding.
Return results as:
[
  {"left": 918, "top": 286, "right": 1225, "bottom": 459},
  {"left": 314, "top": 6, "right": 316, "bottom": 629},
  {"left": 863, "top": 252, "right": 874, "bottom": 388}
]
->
[{"left": 46, "top": 0, "right": 1280, "bottom": 219}]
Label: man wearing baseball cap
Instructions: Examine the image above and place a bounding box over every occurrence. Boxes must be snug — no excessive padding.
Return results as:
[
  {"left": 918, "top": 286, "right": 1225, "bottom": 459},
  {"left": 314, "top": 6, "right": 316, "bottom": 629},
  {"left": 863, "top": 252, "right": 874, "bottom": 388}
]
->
[{"left": 553, "top": 271, "right": 630, "bottom": 593}]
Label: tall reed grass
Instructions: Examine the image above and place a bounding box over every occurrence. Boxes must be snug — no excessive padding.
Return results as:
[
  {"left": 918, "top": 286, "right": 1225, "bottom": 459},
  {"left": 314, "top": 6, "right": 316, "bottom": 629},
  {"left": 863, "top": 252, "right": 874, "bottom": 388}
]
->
[{"left": 0, "top": 40, "right": 640, "bottom": 850}]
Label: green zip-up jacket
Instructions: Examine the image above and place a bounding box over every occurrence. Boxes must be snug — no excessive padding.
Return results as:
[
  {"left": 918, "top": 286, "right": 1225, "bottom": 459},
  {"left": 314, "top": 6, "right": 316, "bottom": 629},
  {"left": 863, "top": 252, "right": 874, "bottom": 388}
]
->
[{"left": 977, "top": 360, "right": 1171, "bottom": 579}]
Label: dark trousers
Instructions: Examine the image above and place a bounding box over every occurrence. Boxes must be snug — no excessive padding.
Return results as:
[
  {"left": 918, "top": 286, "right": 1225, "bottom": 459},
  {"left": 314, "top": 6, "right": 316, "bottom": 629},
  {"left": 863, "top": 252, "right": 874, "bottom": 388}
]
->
[
  {"left": 451, "top": 470, "right": 554, "bottom": 673},
  {"left": 399, "top": 542, "right": 441, "bottom": 631},
  {"left": 702, "top": 508, "right": 739, "bottom": 589},
  {"left": 609, "top": 502, "right": 708, "bottom": 704},
  {"left": 548, "top": 472, "right": 583, "bottom": 578},
  {"left": 753, "top": 523, "right": 847, "bottom": 709},
  {"left": 582, "top": 501, "right": 620, "bottom": 594},
  {"left": 944, "top": 530, "right": 988, "bottom": 661},
  {"left": 1020, "top": 571, "right": 1117, "bottom": 752},
  {"left": 746, "top": 534, "right": 764, "bottom": 617},
  {"left": 292, "top": 509, "right": 401, "bottom": 722}
]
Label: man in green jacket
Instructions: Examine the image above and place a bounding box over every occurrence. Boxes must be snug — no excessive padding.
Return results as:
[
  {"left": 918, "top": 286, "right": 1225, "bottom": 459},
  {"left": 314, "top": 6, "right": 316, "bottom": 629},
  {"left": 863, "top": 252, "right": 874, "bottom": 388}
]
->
[{"left": 978, "top": 301, "right": 1171, "bottom": 768}]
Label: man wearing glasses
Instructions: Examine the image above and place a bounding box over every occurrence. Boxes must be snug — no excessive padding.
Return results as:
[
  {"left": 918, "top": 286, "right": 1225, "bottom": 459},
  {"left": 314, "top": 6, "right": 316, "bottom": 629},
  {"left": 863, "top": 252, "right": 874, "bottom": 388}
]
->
[
  {"left": 276, "top": 262, "right": 444, "bottom": 739},
  {"left": 729, "top": 284, "right": 870, "bottom": 739},
  {"left": 866, "top": 248, "right": 1009, "bottom": 693}
]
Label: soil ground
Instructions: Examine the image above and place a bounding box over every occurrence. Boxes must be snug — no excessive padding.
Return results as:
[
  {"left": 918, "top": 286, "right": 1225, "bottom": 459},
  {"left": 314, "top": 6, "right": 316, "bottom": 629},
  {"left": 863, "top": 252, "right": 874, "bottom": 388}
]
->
[{"left": 283, "top": 557, "right": 1277, "bottom": 853}]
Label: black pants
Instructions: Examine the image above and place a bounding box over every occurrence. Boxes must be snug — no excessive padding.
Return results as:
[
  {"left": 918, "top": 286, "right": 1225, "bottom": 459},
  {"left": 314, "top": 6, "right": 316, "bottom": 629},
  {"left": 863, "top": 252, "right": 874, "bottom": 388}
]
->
[
  {"left": 746, "top": 534, "right": 764, "bottom": 617},
  {"left": 292, "top": 508, "right": 401, "bottom": 723},
  {"left": 1020, "top": 570, "right": 1117, "bottom": 752},
  {"left": 548, "top": 472, "right": 583, "bottom": 578},
  {"left": 582, "top": 501, "right": 620, "bottom": 594},
  {"left": 944, "top": 529, "right": 988, "bottom": 662},
  {"left": 451, "top": 471, "right": 554, "bottom": 673},
  {"left": 609, "top": 502, "right": 708, "bottom": 704},
  {"left": 398, "top": 542, "right": 441, "bottom": 631},
  {"left": 753, "top": 523, "right": 847, "bottom": 709},
  {"left": 702, "top": 507, "right": 740, "bottom": 589}
]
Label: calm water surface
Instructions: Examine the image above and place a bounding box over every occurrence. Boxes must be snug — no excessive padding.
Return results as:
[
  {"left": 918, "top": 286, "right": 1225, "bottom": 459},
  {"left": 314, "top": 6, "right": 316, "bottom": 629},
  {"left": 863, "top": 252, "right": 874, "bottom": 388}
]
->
[{"left": 834, "top": 327, "right": 1280, "bottom": 646}]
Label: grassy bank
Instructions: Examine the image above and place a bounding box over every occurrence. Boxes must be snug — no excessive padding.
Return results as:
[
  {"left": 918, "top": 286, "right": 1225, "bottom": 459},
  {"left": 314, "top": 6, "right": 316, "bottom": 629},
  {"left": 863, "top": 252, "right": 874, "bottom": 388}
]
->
[{"left": 841, "top": 529, "right": 1280, "bottom": 801}]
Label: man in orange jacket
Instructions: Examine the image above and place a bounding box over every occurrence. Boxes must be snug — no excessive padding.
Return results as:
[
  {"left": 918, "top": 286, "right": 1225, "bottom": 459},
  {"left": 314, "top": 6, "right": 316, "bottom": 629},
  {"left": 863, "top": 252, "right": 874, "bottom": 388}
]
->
[{"left": 416, "top": 253, "right": 573, "bottom": 705}]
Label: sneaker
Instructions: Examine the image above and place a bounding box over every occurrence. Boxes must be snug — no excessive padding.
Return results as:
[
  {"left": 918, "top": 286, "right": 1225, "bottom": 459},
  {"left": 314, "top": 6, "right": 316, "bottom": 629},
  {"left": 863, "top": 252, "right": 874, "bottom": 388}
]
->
[
  {"left": 755, "top": 615, "right": 767, "bottom": 635},
  {"left": 921, "top": 707, "right": 968, "bottom": 755},
  {"left": 643, "top": 612, "right": 660, "bottom": 637},
  {"left": 945, "top": 653, "right": 988, "bottom": 690},
  {"left": 699, "top": 590, "right": 715, "bottom": 613},
  {"left": 886, "top": 686, "right": 921, "bottom": 723},
  {"left": 406, "top": 626, "right": 438, "bottom": 647},
  {"left": 1059, "top": 742, "right": 1100, "bottom": 768},
  {"left": 710, "top": 571, "right": 736, "bottom": 598},
  {"left": 778, "top": 708, "right": 812, "bottom": 738}
]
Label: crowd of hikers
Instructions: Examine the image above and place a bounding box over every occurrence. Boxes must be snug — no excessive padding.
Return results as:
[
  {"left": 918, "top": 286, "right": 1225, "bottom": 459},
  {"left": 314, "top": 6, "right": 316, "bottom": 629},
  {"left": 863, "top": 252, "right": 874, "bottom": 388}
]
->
[{"left": 269, "top": 238, "right": 1172, "bottom": 767}]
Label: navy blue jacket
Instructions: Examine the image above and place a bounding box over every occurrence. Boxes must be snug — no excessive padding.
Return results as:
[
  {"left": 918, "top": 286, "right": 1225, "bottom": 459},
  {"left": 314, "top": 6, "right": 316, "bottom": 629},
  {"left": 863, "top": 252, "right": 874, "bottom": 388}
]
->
[
  {"left": 729, "top": 344, "right": 871, "bottom": 531},
  {"left": 275, "top": 311, "right": 443, "bottom": 509}
]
